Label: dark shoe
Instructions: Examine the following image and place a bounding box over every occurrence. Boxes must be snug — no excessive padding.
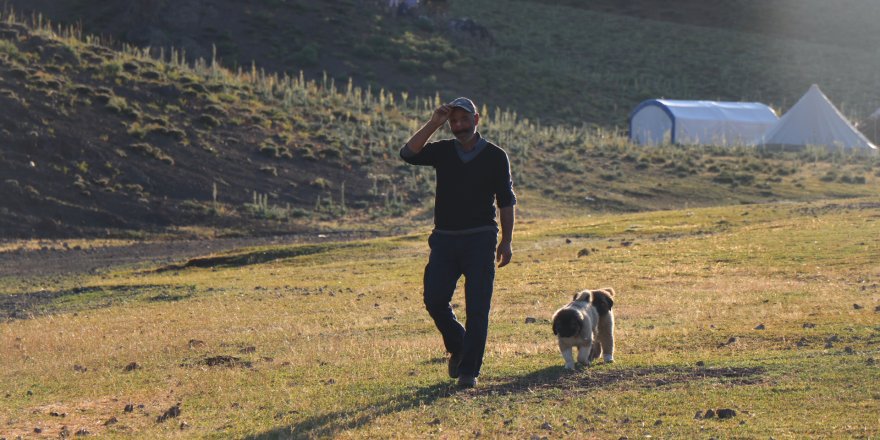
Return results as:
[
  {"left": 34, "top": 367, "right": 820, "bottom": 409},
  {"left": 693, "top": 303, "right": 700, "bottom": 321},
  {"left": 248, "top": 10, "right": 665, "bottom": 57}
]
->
[
  {"left": 447, "top": 352, "right": 462, "bottom": 378},
  {"left": 457, "top": 375, "right": 477, "bottom": 388}
]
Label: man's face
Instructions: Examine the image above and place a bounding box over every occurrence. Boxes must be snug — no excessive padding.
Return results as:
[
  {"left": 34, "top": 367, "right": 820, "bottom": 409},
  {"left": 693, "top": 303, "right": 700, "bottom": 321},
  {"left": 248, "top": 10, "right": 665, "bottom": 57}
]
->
[{"left": 448, "top": 108, "right": 479, "bottom": 142}]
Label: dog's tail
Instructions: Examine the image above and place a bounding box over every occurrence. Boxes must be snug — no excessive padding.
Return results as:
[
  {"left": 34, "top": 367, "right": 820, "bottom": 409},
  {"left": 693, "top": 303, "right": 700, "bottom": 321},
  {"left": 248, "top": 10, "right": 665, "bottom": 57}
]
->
[
  {"left": 591, "top": 288, "right": 615, "bottom": 316},
  {"left": 552, "top": 308, "right": 582, "bottom": 338}
]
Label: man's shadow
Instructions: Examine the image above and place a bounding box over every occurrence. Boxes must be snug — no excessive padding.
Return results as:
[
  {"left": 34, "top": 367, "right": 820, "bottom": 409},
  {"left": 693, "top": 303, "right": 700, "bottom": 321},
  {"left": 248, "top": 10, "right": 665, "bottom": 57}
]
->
[{"left": 245, "top": 366, "right": 571, "bottom": 440}]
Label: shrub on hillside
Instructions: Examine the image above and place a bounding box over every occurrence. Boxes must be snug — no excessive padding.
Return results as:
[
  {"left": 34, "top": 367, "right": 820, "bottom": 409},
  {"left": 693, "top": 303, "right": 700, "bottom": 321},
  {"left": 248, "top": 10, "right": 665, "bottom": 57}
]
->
[
  {"left": 130, "top": 142, "right": 174, "bottom": 165},
  {"left": 197, "top": 114, "right": 221, "bottom": 128},
  {"left": 293, "top": 43, "right": 320, "bottom": 66},
  {"left": 839, "top": 174, "right": 866, "bottom": 184},
  {"left": 713, "top": 171, "right": 755, "bottom": 186}
]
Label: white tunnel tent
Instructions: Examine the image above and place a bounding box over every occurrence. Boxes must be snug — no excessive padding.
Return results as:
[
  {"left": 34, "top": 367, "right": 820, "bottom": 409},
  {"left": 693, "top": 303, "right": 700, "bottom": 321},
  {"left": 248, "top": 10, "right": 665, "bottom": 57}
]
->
[{"left": 629, "top": 100, "right": 779, "bottom": 146}]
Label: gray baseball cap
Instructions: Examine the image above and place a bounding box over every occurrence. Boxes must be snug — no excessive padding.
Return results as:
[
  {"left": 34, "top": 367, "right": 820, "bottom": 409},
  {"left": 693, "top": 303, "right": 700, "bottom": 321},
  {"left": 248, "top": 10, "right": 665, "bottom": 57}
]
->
[{"left": 448, "top": 97, "right": 477, "bottom": 114}]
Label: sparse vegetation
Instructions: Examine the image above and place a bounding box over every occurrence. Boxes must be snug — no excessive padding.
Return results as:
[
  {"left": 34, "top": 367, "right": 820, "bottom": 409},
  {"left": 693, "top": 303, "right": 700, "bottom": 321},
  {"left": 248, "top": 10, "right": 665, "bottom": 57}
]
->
[
  {"left": 1, "top": 200, "right": 879, "bottom": 438},
  {"left": 0, "top": 5, "right": 877, "bottom": 241}
]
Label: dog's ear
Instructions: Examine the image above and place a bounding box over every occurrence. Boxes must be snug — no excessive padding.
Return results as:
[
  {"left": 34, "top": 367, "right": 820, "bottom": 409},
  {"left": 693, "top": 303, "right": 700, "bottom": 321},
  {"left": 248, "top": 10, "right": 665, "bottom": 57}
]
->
[
  {"left": 573, "top": 290, "right": 592, "bottom": 302},
  {"left": 600, "top": 287, "right": 615, "bottom": 298},
  {"left": 591, "top": 289, "right": 614, "bottom": 315}
]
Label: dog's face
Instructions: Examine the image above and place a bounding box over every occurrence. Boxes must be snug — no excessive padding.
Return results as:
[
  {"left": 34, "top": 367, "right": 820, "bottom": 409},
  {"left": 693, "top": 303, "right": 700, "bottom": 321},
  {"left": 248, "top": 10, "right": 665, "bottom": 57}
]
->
[{"left": 590, "top": 288, "right": 614, "bottom": 315}]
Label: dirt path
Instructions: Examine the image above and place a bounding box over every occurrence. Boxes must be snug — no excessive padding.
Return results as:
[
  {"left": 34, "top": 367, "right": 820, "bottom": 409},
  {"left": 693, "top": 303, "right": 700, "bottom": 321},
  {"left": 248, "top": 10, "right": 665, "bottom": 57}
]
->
[{"left": 0, "top": 231, "right": 381, "bottom": 278}]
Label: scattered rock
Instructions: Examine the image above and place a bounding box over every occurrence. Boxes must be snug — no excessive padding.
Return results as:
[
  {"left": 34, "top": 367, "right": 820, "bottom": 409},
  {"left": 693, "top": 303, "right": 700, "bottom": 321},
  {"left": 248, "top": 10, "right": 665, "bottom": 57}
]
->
[
  {"left": 123, "top": 404, "right": 134, "bottom": 413},
  {"left": 104, "top": 417, "right": 118, "bottom": 426},
  {"left": 825, "top": 341, "right": 834, "bottom": 349},
  {"left": 200, "top": 355, "right": 252, "bottom": 368},
  {"left": 427, "top": 417, "right": 441, "bottom": 426},
  {"left": 796, "top": 338, "right": 809, "bottom": 347},
  {"left": 754, "top": 324, "right": 765, "bottom": 330},
  {"left": 156, "top": 403, "right": 181, "bottom": 423},
  {"left": 179, "top": 421, "right": 190, "bottom": 430},
  {"left": 541, "top": 421, "right": 553, "bottom": 430},
  {"left": 694, "top": 410, "right": 703, "bottom": 419},
  {"left": 34, "top": 427, "right": 42, "bottom": 433},
  {"left": 123, "top": 362, "right": 140, "bottom": 372},
  {"left": 75, "top": 428, "right": 91, "bottom": 436},
  {"left": 654, "top": 419, "right": 663, "bottom": 426},
  {"left": 577, "top": 248, "right": 590, "bottom": 257},
  {"left": 703, "top": 409, "right": 715, "bottom": 419},
  {"left": 73, "top": 364, "right": 87, "bottom": 372},
  {"left": 50, "top": 411, "right": 66, "bottom": 417},
  {"left": 719, "top": 336, "right": 737, "bottom": 347},
  {"left": 565, "top": 238, "right": 572, "bottom": 244},
  {"left": 867, "top": 358, "right": 876, "bottom": 366},
  {"left": 238, "top": 346, "right": 256, "bottom": 354},
  {"left": 874, "top": 305, "right": 880, "bottom": 313},
  {"left": 803, "top": 323, "right": 816, "bottom": 329},
  {"left": 716, "top": 409, "right": 737, "bottom": 419},
  {"left": 188, "top": 339, "right": 205, "bottom": 349},
  {"left": 827, "top": 335, "right": 840, "bottom": 342},
  {"left": 844, "top": 346, "right": 855, "bottom": 354},
  {"left": 324, "top": 378, "right": 336, "bottom": 385},
  {"left": 696, "top": 361, "right": 705, "bottom": 367},
  {"left": 524, "top": 317, "right": 537, "bottom": 324},
  {"left": 853, "top": 304, "right": 863, "bottom": 310}
]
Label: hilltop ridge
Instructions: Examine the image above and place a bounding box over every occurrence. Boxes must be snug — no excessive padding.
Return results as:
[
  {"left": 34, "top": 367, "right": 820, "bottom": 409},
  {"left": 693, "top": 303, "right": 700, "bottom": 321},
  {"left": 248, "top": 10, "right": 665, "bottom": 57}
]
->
[
  {"left": 1, "top": 10, "right": 878, "bottom": 238},
  {"left": 5, "top": 0, "right": 880, "bottom": 127}
]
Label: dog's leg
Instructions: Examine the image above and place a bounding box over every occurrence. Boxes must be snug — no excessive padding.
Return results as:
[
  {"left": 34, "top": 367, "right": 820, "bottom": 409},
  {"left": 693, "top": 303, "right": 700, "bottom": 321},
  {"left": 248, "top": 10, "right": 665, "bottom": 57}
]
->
[
  {"left": 559, "top": 342, "right": 576, "bottom": 370},
  {"left": 589, "top": 335, "right": 602, "bottom": 362},
  {"left": 597, "top": 312, "right": 615, "bottom": 363},
  {"left": 577, "top": 340, "right": 592, "bottom": 367}
]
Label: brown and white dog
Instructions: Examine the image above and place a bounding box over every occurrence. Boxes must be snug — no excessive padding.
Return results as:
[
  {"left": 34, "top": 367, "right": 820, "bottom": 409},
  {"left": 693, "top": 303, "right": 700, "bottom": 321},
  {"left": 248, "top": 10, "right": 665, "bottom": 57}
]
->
[{"left": 551, "top": 288, "right": 615, "bottom": 369}]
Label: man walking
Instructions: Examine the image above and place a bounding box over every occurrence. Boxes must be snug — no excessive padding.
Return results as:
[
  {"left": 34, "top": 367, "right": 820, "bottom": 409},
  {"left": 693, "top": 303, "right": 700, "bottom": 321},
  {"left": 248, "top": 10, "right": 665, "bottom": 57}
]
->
[{"left": 400, "top": 97, "right": 516, "bottom": 388}]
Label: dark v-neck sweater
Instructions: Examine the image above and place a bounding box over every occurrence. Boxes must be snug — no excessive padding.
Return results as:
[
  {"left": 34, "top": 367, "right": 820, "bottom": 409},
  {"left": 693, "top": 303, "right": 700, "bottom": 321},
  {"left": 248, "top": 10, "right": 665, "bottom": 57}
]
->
[{"left": 401, "top": 138, "right": 516, "bottom": 231}]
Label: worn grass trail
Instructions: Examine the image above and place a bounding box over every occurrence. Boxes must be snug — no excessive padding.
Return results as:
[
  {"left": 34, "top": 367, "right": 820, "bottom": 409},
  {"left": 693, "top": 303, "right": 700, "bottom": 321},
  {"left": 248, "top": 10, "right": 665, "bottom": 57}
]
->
[{"left": 1, "top": 198, "right": 879, "bottom": 438}]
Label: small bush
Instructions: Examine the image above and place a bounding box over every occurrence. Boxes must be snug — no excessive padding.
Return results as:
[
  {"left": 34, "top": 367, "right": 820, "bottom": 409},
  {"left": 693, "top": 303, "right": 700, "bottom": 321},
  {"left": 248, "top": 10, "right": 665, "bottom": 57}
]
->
[
  {"left": 105, "top": 95, "right": 128, "bottom": 113},
  {"left": 839, "top": 174, "right": 866, "bottom": 184},
  {"left": 196, "top": 114, "right": 222, "bottom": 128},
  {"left": 713, "top": 171, "right": 755, "bottom": 186},
  {"left": 311, "top": 177, "right": 330, "bottom": 189},
  {"left": 101, "top": 60, "right": 124, "bottom": 78},
  {"left": 293, "top": 43, "right": 320, "bottom": 66},
  {"left": 130, "top": 142, "right": 174, "bottom": 165},
  {"left": 141, "top": 70, "right": 163, "bottom": 80},
  {"left": 0, "top": 40, "right": 22, "bottom": 61},
  {"left": 259, "top": 141, "right": 291, "bottom": 158}
]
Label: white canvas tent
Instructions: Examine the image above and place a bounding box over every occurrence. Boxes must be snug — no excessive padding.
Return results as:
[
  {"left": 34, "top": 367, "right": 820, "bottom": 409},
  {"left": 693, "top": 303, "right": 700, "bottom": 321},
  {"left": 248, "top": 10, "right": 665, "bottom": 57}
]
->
[
  {"left": 629, "top": 99, "right": 778, "bottom": 146},
  {"left": 761, "top": 84, "right": 876, "bottom": 150}
]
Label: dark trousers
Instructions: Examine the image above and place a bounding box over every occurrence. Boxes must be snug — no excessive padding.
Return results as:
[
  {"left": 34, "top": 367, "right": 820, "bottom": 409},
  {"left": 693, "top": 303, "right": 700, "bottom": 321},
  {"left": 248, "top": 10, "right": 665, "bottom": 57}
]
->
[{"left": 423, "top": 230, "right": 497, "bottom": 378}]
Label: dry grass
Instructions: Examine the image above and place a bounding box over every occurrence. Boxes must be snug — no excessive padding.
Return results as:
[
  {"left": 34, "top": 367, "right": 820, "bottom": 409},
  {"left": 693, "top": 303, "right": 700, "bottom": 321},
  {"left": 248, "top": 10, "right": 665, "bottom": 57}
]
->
[{"left": 2, "top": 197, "right": 879, "bottom": 438}]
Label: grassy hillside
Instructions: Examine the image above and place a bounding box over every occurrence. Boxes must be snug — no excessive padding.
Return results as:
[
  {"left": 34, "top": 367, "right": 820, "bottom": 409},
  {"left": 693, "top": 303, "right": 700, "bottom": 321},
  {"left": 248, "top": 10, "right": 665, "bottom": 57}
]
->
[
  {"left": 6, "top": 0, "right": 880, "bottom": 126},
  {"left": 1, "top": 199, "right": 878, "bottom": 437},
  {"left": 2, "top": 11, "right": 879, "bottom": 238}
]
